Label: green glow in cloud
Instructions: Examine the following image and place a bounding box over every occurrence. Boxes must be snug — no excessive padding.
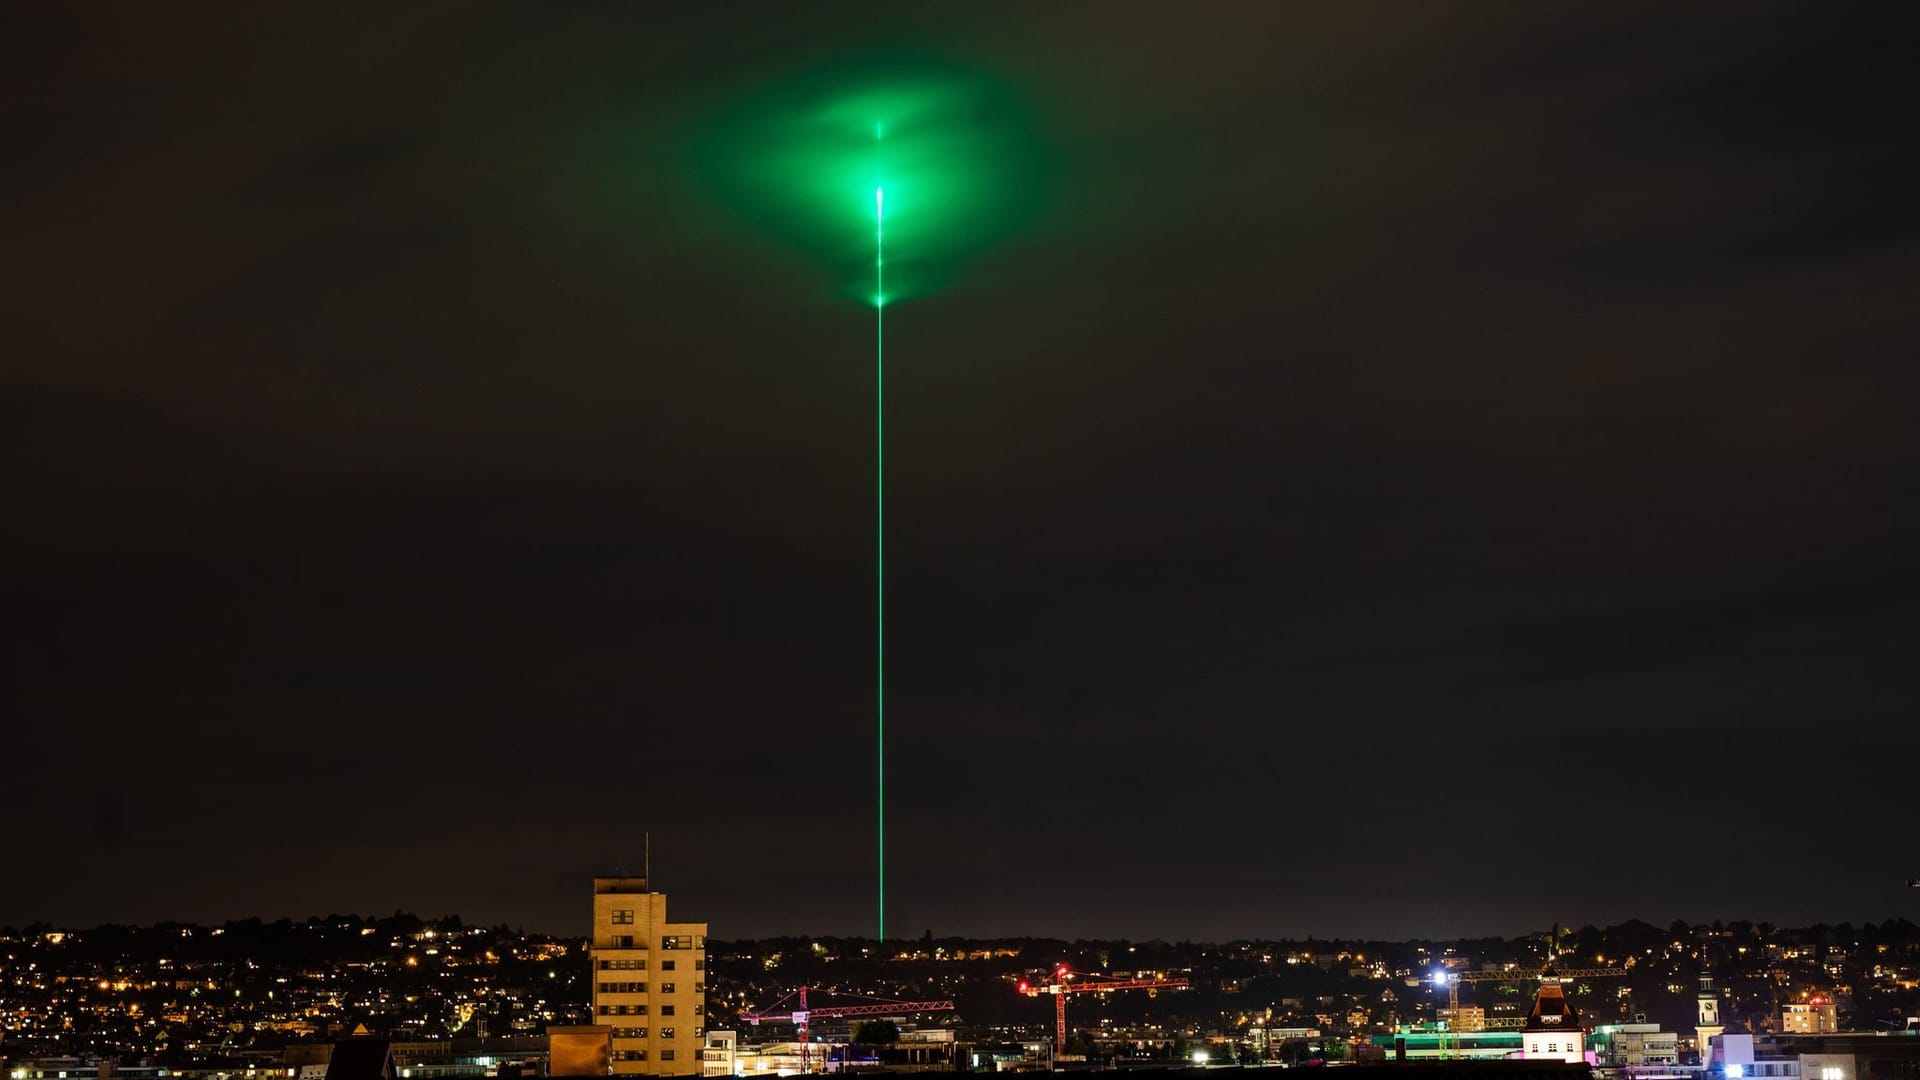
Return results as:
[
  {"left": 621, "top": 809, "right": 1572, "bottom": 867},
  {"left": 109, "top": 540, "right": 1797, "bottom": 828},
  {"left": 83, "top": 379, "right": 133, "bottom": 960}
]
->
[{"left": 696, "top": 60, "right": 1052, "bottom": 306}]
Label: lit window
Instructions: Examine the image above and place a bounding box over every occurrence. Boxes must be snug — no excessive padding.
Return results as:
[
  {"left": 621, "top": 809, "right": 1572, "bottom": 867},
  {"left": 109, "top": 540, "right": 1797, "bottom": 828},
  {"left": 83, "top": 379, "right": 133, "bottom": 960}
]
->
[{"left": 661, "top": 983, "right": 676, "bottom": 994}]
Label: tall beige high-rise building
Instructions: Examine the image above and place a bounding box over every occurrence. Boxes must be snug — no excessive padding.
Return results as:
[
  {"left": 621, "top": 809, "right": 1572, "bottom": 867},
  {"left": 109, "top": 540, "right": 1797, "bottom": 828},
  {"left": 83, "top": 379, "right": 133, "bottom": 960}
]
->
[{"left": 590, "top": 876, "right": 708, "bottom": 1076}]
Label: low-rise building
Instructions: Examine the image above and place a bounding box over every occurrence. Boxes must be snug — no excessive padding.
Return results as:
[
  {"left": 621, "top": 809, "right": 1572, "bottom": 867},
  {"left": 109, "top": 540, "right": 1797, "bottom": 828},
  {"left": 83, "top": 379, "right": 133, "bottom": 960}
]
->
[
  {"left": 1369, "top": 1030, "right": 1525, "bottom": 1061},
  {"left": 1590, "top": 1022, "right": 1680, "bottom": 1067},
  {"left": 1441, "top": 1007, "right": 1489, "bottom": 1032},
  {"left": 1521, "top": 975, "right": 1586, "bottom": 1064},
  {"left": 699, "top": 1030, "right": 736, "bottom": 1077},
  {"left": 1711, "top": 1030, "right": 1920, "bottom": 1080},
  {"left": 1778, "top": 1033, "right": 1920, "bottom": 1080},
  {"left": 1782, "top": 999, "right": 1839, "bottom": 1035}
]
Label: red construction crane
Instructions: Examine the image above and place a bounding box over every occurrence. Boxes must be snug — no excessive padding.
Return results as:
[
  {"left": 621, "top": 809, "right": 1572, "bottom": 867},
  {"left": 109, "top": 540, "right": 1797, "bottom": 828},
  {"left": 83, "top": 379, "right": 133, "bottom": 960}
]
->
[
  {"left": 739, "top": 985, "right": 955, "bottom": 1073},
  {"left": 1018, "top": 964, "right": 1190, "bottom": 1056}
]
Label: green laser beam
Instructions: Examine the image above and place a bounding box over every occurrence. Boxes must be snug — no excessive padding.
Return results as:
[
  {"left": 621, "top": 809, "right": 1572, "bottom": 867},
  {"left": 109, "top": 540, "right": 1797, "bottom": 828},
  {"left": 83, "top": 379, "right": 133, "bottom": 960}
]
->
[
  {"left": 875, "top": 182, "right": 885, "bottom": 943},
  {"left": 690, "top": 62, "right": 1054, "bottom": 944}
]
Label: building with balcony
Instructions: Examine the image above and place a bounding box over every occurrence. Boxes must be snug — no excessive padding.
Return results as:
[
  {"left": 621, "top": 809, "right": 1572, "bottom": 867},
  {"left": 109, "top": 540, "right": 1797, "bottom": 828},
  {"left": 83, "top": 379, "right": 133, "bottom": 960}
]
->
[{"left": 699, "top": 1030, "right": 736, "bottom": 1077}]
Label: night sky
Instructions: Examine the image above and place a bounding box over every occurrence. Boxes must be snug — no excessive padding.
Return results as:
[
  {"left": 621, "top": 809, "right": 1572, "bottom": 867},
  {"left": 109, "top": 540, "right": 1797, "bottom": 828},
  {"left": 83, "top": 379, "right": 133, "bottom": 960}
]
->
[{"left": 6, "top": 3, "right": 1918, "bottom": 940}]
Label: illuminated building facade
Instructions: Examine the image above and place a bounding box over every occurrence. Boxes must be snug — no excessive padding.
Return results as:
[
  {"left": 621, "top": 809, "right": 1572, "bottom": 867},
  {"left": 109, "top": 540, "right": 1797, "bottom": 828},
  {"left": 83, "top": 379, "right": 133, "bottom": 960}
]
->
[
  {"left": 1782, "top": 998, "right": 1839, "bottom": 1034},
  {"left": 1521, "top": 973, "right": 1586, "bottom": 1063},
  {"left": 1698, "top": 971, "right": 1726, "bottom": 1056},
  {"left": 1371, "top": 1030, "right": 1525, "bottom": 1061},
  {"left": 699, "top": 1030, "right": 736, "bottom": 1078},
  {"left": 590, "top": 876, "right": 708, "bottom": 1076},
  {"left": 1590, "top": 1022, "right": 1680, "bottom": 1067},
  {"left": 1713, "top": 1032, "right": 1920, "bottom": 1080}
]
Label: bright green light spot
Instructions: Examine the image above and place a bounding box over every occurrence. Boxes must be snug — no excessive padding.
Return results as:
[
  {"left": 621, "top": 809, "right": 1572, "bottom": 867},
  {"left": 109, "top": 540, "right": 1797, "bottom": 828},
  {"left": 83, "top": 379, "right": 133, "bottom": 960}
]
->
[{"left": 694, "top": 60, "right": 1053, "bottom": 305}]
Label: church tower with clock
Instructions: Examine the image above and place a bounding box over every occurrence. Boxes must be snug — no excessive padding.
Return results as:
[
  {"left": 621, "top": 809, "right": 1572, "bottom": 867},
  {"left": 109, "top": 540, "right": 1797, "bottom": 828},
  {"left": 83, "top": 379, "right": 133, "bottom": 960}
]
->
[{"left": 1696, "top": 970, "right": 1725, "bottom": 1059}]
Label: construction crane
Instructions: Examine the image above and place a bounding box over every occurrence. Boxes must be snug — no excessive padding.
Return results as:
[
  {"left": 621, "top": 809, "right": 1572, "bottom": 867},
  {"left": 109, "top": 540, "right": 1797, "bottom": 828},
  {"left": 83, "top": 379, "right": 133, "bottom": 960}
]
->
[
  {"left": 1018, "top": 964, "right": 1190, "bottom": 1056},
  {"left": 1433, "top": 966, "right": 1628, "bottom": 1032},
  {"left": 739, "top": 985, "right": 955, "bottom": 1074}
]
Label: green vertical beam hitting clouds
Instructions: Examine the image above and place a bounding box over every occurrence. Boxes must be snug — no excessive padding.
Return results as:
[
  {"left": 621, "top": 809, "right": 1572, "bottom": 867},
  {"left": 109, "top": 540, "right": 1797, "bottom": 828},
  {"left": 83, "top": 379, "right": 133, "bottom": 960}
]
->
[
  {"left": 875, "top": 181, "right": 884, "bottom": 941},
  {"left": 691, "top": 58, "right": 1053, "bottom": 942}
]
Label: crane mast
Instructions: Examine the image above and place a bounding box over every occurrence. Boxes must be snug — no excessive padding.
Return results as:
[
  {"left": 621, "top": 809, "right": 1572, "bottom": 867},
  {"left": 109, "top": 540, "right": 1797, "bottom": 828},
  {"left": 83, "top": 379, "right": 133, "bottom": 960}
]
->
[
  {"left": 739, "top": 985, "right": 956, "bottom": 1074},
  {"left": 1018, "top": 965, "right": 1191, "bottom": 1056}
]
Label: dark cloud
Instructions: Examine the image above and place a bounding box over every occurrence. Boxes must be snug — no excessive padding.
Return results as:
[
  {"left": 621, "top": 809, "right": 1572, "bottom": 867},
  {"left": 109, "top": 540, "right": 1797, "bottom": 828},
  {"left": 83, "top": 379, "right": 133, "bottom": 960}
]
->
[{"left": 3, "top": 1, "right": 1917, "bottom": 939}]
